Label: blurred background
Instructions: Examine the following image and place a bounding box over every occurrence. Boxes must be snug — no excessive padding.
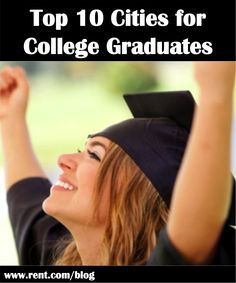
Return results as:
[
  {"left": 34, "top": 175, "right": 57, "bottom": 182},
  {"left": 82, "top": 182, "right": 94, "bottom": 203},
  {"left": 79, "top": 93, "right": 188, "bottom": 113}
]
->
[{"left": 0, "top": 61, "right": 235, "bottom": 264}]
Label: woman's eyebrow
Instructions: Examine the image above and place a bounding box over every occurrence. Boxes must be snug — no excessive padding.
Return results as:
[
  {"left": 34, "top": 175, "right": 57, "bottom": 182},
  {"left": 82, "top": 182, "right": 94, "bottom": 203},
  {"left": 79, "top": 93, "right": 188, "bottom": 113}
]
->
[{"left": 87, "top": 141, "right": 107, "bottom": 151}]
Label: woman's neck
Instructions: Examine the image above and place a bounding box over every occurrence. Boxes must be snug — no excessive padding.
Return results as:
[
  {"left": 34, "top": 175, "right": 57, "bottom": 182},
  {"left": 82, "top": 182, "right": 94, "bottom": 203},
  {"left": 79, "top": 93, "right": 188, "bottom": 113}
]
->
[{"left": 70, "top": 225, "right": 106, "bottom": 265}]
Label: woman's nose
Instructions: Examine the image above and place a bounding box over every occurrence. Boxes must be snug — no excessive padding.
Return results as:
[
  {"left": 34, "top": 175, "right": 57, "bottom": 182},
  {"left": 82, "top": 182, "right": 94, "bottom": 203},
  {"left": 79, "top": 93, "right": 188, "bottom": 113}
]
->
[{"left": 57, "top": 153, "right": 78, "bottom": 172}]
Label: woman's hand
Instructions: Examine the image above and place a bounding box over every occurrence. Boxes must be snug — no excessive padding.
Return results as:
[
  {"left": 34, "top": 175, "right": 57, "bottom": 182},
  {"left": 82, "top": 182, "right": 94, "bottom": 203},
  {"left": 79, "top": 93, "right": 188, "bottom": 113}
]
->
[{"left": 0, "top": 66, "right": 29, "bottom": 121}]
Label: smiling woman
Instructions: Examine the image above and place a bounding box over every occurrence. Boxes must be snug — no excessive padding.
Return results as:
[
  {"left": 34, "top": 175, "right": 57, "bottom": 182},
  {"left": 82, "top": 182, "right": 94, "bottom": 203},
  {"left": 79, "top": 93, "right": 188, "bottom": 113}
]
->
[
  {"left": 0, "top": 63, "right": 235, "bottom": 266},
  {"left": 50, "top": 139, "right": 168, "bottom": 265},
  {"left": 42, "top": 137, "right": 111, "bottom": 239}
]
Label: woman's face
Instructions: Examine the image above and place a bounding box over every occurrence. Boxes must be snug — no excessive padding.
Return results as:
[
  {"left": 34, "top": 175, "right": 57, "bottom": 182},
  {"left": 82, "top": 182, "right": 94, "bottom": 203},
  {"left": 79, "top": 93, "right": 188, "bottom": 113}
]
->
[{"left": 43, "top": 136, "right": 111, "bottom": 230}]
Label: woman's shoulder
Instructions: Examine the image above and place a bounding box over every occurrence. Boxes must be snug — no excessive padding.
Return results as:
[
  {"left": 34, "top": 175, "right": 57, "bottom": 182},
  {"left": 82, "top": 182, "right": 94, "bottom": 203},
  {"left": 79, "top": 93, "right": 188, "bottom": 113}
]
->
[
  {"left": 147, "top": 224, "right": 235, "bottom": 266},
  {"left": 5, "top": 176, "right": 69, "bottom": 265},
  {"left": 7, "top": 176, "right": 52, "bottom": 203}
]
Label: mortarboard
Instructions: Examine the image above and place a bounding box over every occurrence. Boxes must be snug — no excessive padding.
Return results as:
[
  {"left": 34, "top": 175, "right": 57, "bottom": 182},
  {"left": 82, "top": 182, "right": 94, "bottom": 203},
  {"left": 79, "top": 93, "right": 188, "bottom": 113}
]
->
[
  {"left": 124, "top": 90, "right": 195, "bottom": 132},
  {"left": 92, "top": 90, "right": 195, "bottom": 207}
]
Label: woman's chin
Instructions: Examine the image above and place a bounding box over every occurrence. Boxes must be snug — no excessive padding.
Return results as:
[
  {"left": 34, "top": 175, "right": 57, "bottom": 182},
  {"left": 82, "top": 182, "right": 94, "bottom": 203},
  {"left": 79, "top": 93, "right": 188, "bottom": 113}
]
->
[
  {"left": 42, "top": 197, "right": 58, "bottom": 217},
  {"left": 42, "top": 197, "right": 69, "bottom": 228}
]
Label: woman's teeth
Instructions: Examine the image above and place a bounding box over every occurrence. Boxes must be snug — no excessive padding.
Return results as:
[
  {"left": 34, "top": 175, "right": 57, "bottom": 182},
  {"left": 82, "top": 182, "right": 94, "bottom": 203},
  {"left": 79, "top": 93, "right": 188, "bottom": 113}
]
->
[{"left": 55, "top": 180, "right": 75, "bottom": 190}]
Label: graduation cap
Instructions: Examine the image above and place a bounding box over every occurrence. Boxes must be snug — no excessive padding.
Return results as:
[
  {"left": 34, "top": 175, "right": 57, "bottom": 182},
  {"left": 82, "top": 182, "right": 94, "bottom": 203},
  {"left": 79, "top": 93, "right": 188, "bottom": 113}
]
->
[
  {"left": 92, "top": 90, "right": 195, "bottom": 207},
  {"left": 124, "top": 90, "right": 195, "bottom": 132}
]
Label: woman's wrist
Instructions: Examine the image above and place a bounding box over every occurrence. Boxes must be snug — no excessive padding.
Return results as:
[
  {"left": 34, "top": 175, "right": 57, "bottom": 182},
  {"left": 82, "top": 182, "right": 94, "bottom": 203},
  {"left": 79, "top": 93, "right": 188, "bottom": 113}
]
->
[{"left": 0, "top": 114, "right": 27, "bottom": 133}]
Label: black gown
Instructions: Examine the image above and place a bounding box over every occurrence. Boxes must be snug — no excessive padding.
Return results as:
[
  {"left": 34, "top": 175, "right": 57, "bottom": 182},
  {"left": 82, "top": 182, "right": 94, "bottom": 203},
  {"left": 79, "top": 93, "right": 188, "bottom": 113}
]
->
[{"left": 7, "top": 177, "right": 235, "bottom": 265}]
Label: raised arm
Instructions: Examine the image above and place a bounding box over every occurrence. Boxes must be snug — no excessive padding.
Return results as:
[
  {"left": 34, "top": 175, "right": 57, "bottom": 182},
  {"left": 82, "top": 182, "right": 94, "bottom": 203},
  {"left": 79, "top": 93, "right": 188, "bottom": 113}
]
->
[
  {"left": 0, "top": 66, "right": 46, "bottom": 190},
  {"left": 167, "top": 62, "right": 235, "bottom": 263}
]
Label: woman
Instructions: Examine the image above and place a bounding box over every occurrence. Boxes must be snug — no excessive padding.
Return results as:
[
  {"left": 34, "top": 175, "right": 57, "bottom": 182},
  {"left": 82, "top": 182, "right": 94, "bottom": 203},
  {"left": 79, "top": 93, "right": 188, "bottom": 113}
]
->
[{"left": 0, "top": 62, "right": 235, "bottom": 265}]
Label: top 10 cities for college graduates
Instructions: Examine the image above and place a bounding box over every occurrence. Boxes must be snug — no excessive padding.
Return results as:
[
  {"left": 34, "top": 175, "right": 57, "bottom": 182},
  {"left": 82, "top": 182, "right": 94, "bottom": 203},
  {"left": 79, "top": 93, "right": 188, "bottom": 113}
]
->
[{"left": 23, "top": 9, "right": 213, "bottom": 58}]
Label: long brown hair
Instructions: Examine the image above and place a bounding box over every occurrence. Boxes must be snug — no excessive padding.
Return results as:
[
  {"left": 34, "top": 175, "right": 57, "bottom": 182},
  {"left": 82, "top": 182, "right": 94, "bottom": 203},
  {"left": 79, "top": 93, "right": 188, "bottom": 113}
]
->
[{"left": 54, "top": 142, "right": 168, "bottom": 265}]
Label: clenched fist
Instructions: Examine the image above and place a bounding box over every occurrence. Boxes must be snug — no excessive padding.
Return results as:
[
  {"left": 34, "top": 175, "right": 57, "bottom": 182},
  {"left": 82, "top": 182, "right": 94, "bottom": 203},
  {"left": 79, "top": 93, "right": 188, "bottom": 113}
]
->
[{"left": 0, "top": 66, "right": 29, "bottom": 121}]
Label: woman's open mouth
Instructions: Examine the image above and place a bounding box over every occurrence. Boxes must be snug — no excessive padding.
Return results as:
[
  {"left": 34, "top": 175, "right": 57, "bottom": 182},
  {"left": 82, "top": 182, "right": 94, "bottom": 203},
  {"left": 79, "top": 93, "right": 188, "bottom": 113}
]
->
[{"left": 52, "top": 180, "right": 77, "bottom": 191}]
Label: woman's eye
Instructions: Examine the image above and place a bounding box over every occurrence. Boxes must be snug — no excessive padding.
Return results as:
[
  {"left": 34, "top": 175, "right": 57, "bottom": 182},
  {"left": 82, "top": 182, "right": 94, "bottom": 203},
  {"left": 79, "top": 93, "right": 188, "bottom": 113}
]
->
[{"left": 87, "top": 150, "right": 101, "bottom": 162}]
